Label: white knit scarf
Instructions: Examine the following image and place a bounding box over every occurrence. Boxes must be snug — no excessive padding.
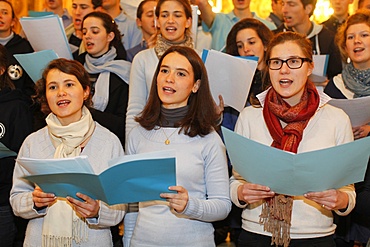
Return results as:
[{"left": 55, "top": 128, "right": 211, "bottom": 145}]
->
[
  {"left": 43, "top": 106, "right": 95, "bottom": 247},
  {"left": 84, "top": 47, "right": 131, "bottom": 111}
]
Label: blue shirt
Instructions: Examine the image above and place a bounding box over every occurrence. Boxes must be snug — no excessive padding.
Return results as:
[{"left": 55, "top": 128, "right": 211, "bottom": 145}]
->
[
  {"left": 202, "top": 11, "right": 276, "bottom": 51},
  {"left": 115, "top": 12, "right": 143, "bottom": 50}
]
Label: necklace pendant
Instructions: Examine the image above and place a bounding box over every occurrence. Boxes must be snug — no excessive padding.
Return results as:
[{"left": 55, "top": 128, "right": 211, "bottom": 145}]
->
[{"left": 165, "top": 139, "right": 170, "bottom": 145}]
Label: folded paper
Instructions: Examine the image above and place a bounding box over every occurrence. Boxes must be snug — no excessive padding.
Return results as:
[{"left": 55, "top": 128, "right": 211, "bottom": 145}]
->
[
  {"left": 18, "top": 150, "right": 177, "bottom": 205},
  {"left": 202, "top": 49, "right": 258, "bottom": 112},
  {"left": 222, "top": 127, "right": 370, "bottom": 196}
]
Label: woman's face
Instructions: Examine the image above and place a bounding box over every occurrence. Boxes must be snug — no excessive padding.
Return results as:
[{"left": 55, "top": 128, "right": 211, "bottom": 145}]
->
[
  {"left": 0, "top": 1, "right": 15, "bottom": 37},
  {"left": 236, "top": 28, "right": 266, "bottom": 70},
  {"left": 46, "top": 69, "right": 90, "bottom": 126},
  {"left": 157, "top": 0, "right": 191, "bottom": 42},
  {"left": 82, "top": 17, "right": 114, "bottom": 57},
  {"left": 269, "top": 41, "right": 313, "bottom": 106},
  {"left": 157, "top": 52, "right": 199, "bottom": 109},
  {"left": 345, "top": 23, "right": 370, "bottom": 70}
]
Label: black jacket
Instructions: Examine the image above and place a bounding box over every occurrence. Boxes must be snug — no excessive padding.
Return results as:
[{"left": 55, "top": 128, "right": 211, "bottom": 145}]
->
[
  {"left": 77, "top": 49, "right": 129, "bottom": 146},
  {"left": 0, "top": 88, "right": 33, "bottom": 206},
  {"left": 5, "top": 34, "right": 35, "bottom": 101}
]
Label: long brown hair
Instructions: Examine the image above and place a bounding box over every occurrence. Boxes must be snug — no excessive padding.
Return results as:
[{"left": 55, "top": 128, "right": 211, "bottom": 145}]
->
[
  {"left": 226, "top": 18, "right": 273, "bottom": 56},
  {"left": 136, "top": 46, "right": 218, "bottom": 137}
]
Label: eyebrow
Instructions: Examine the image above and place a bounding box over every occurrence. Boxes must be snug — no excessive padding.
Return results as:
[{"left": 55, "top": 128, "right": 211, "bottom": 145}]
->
[
  {"left": 160, "top": 10, "right": 185, "bottom": 14},
  {"left": 236, "top": 37, "right": 257, "bottom": 42},
  {"left": 160, "top": 64, "right": 190, "bottom": 74}
]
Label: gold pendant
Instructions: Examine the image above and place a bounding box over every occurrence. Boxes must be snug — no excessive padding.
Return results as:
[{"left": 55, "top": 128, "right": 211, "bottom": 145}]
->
[{"left": 165, "top": 139, "right": 170, "bottom": 145}]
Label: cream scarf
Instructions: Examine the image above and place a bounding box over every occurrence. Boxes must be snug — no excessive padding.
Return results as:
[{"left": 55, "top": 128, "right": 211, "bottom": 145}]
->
[
  {"left": 43, "top": 106, "right": 95, "bottom": 247},
  {"left": 154, "top": 33, "right": 194, "bottom": 58}
]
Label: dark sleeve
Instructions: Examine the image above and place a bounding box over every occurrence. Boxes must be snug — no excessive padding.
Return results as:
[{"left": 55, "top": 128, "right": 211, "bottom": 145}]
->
[
  {"left": 91, "top": 73, "right": 128, "bottom": 146},
  {"left": 6, "top": 100, "right": 33, "bottom": 152},
  {"left": 354, "top": 160, "right": 370, "bottom": 217},
  {"left": 321, "top": 29, "right": 342, "bottom": 79},
  {"left": 323, "top": 78, "right": 346, "bottom": 99}
]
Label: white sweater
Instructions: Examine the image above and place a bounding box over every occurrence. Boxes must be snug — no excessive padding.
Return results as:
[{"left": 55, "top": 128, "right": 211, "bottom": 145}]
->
[
  {"left": 126, "top": 48, "right": 159, "bottom": 140},
  {"left": 230, "top": 91, "right": 356, "bottom": 239},
  {"left": 10, "top": 123, "right": 126, "bottom": 247},
  {"left": 127, "top": 125, "right": 231, "bottom": 247}
]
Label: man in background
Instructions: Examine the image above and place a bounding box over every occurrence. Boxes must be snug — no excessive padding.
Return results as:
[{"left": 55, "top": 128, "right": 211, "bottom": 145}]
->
[
  {"left": 275, "top": 0, "right": 342, "bottom": 80},
  {"left": 65, "top": 0, "right": 102, "bottom": 55},
  {"left": 358, "top": 0, "right": 370, "bottom": 10},
  {"left": 126, "top": 0, "right": 157, "bottom": 62},
  {"left": 322, "top": 0, "right": 353, "bottom": 34},
  {"left": 44, "top": 0, "right": 72, "bottom": 28},
  {"left": 267, "top": 0, "right": 284, "bottom": 27},
  {"left": 191, "top": 0, "right": 276, "bottom": 51},
  {"left": 102, "top": 0, "right": 142, "bottom": 50}
]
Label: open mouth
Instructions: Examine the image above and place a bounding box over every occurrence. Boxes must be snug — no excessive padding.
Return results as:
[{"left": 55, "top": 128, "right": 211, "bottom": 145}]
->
[
  {"left": 354, "top": 47, "right": 365, "bottom": 53},
  {"left": 74, "top": 19, "right": 82, "bottom": 25},
  {"left": 166, "top": 27, "right": 177, "bottom": 33},
  {"left": 279, "top": 79, "right": 293, "bottom": 85},
  {"left": 85, "top": 42, "right": 94, "bottom": 49},
  {"left": 163, "top": 86, "right": 176, "bottom": 93},
  {"left": 57, "top": 100, "right": 70, "bottom": 106}
]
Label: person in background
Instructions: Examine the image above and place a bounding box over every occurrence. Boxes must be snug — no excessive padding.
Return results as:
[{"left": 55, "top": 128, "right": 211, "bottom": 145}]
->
[
  {"left": 275, "top": 0, "right": 342, "bottom": 80},
  {"left": 230, "top": 31, "right": 355, "bottom": 247},
  {"left": 358, "top": 0, "right": 370, "bottom": 10},
  {"left": 0, "top": 44, "right": 33, "bottom": 247},
  {"left": 65, "top": 0, "right": 102, "bottom": 55},
  {"left": 79, "top": 16, "right": 130, "bottom": 247},
  {"left": 322, "top": 0, "right": 354, "bottom": 34},
  {"left": 215, "top": 20, "right": 273, "bottom": 245},
  {"left": 120, "top": 0, "right": 140, "bottom": 19},
  {"left": 10, "top": 58, "right": 126, "bottom": 247},
  {"left": 267, "top": 0, "right": 284, "bottom": 28},
  {"left": 324, "top": 10, "right": 370, "bottom": 247},
  {"left": 190, "top": 0, "right": 275, "bottom": 52},
  {"left": 124, "top": 1, "right": 195, "bottom": 244},
  {"left": 126, "top": 0, "right": 157, "bottom": 62},
  {"left": 226, "top": 18, "right": 274, "bottom": 108},
  {"left": 44, "top": 0, "right": 72, "bottom": 28},
  {"left": 126, "top": 46, "right": 231, "bottom": 246},
  {"left": 77, "top": 11, "right": 130, "bottom": 146},
  {"left": 101, "top": 0, "right": 142, "bottom": 50},
  {"left": 125, "top": 0, "right": 194, "bottom": 137},
  {"left": 0, "top": 0, "right": 34, "bottom": 102}
]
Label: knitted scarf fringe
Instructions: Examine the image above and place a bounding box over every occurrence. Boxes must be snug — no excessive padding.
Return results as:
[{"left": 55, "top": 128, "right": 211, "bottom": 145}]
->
[
  {"left": 259, "top": 194, "right": 293, "bottom": 247},
  {"left": 41, "top": 217, "right": 88, "bottom": 247},
  {"left": 42, "top": 235, "right": 72, "bottom": 247},
  {"left": 73, "top": 217, "right": 89, "bottom": 244}
]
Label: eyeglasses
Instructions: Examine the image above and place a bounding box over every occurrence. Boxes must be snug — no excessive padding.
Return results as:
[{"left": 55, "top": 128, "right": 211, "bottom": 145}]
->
[{"left": 267, "top": 57, "right": 312, "bottom": 70}]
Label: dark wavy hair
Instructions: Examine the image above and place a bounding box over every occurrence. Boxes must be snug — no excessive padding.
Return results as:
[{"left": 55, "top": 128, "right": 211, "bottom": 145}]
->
[
  {"left": 136, "top": 46, "right": 218, "bottom": 137},
  {"left": 336, "top": 9, "right": 370, "bottom": 62},
  {"left": 82, "top": 11, "right": 122, "bottom": 50},
  {"left": 34, "top": 58, "right": 92, "bottom": 108},
  {"left": 226, "top": 18, "right": 273, "bottom": 57}
]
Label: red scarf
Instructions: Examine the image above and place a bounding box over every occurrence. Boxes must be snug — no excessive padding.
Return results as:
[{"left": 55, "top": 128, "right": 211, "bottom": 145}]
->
[
  {"left": 263, "top": 81, "right": 320, "bottom": 153},
  {"left": 260, "top": 81, "right": 319, "bottom": 247}
]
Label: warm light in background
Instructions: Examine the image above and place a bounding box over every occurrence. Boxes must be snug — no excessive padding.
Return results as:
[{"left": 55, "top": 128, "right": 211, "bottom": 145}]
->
[{"left": 209, "top": 0, "right": 357, "bottom": 23}]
